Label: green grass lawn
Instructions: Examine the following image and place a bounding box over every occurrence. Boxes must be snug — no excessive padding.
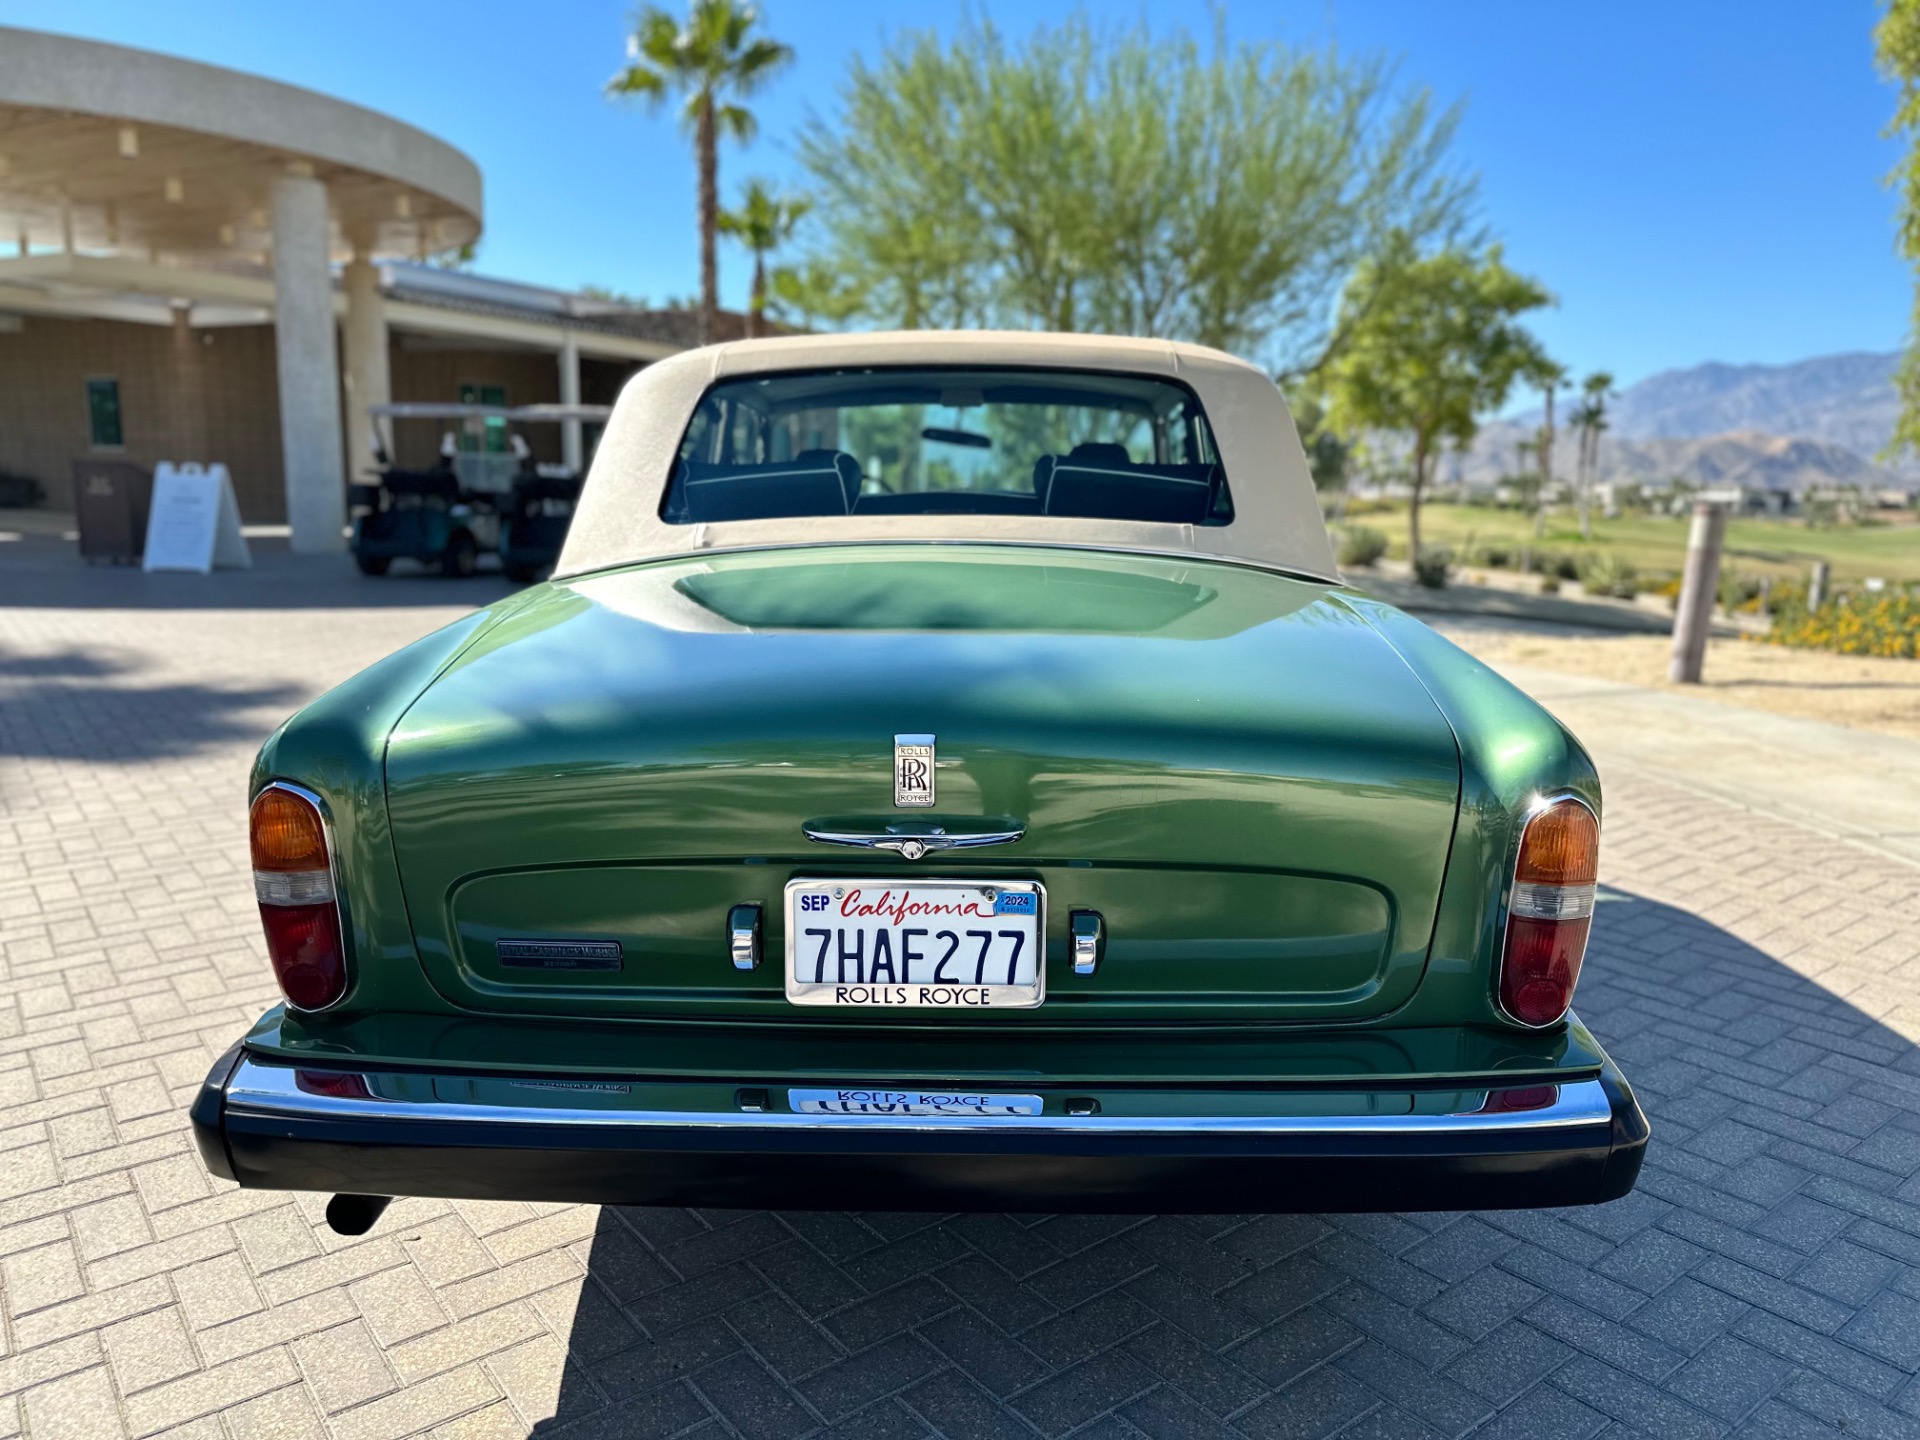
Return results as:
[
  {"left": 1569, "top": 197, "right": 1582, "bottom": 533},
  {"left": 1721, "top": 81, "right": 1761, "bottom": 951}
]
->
[{"left": 1340, "top": 500, "right": 1920, "bottom": 584}]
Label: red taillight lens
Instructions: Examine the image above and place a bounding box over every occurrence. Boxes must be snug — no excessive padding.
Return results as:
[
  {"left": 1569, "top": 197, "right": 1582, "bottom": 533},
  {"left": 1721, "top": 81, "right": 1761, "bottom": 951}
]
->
[
  {"left": 251, "top": 785, "right": 346, "bottom": 1011},
  {"left": 1498, "top": 798, "right": 1599, "bottom": 1027},
  {"left": 1502, "top": 916, "right": 1591, "bottom": 1024},
  {"left": 295, "top": 1069, "right": 372, "bottom": 1099},
  {"left": 1479, "top": 1084, "right": 1559, "bottom": 1114},
  {"left": 260, "top": 903, "right": 346, "bottom": 1010}
]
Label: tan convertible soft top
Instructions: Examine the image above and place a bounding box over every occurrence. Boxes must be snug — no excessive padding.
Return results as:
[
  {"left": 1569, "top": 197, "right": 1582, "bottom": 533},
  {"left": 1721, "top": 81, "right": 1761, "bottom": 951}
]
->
[{"left": 556, "top": 330, "right": 1340, "bottom": 583}]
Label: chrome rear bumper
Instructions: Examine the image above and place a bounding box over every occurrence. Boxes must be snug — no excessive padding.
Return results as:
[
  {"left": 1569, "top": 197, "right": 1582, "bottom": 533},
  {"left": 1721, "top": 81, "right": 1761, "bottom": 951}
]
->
[{"left": 191, "top": 1049, "right": 1648, "bottom": 1213}]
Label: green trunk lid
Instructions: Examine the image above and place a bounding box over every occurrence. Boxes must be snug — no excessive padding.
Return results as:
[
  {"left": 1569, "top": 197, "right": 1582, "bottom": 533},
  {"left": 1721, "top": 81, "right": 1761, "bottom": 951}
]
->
[{"left": 382, "top": 545, "right": 1461, "bottom": 1024}]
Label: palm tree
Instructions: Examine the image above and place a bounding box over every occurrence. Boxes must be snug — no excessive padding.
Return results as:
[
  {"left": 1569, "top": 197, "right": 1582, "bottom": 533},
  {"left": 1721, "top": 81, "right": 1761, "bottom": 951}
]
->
[
  {"left": 718, "top": 179, "right": 811, "bottom": 337},
  {"left": 1511, "top": 435, "right": 1543, "bottom": 538},
  {"left": 1531, "top": 361, "right": 1567, "bottom": 538},
  {"left": 607, "top": 1, "right": 794, "bottom": 344},
  {"left": 1571, "top": 370, "right": 1614, "bottom": 540}
]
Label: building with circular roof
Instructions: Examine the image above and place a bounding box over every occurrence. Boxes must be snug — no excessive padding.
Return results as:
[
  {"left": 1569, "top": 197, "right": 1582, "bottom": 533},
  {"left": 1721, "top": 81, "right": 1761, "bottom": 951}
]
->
[{"left": 0, "top": 28, "right": 700, "bottom": 551}]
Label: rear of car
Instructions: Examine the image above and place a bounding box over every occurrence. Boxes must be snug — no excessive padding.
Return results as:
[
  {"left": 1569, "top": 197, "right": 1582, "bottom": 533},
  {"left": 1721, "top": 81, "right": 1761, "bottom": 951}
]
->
[{"left": 191, "top": 338, "right": 1646, "bottom": 1217}]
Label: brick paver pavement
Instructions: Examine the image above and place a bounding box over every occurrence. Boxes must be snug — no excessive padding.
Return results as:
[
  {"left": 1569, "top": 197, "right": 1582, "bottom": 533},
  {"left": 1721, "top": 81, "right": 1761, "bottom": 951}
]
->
[{"left": 3, "top": 564, "right": 1920, "bottom": 1438}]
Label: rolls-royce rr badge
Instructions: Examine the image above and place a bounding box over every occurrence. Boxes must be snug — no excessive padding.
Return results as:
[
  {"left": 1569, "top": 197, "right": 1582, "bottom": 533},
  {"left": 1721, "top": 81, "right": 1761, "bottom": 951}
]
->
[{"left": 894, "top": 734, "right": 935, "bottom": 808}]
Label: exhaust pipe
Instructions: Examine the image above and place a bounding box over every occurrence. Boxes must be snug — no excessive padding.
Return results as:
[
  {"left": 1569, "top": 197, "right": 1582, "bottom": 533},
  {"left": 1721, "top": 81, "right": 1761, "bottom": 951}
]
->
[{"left": 325, "top": 1193, "right": 392, "bottom": 1236}]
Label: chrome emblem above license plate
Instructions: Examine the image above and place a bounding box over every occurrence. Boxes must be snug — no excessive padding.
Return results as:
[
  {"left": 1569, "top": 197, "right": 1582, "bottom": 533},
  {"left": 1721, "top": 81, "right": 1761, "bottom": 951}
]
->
[{"left": 894, "top": 733, "right": 935, "bottom": 808}]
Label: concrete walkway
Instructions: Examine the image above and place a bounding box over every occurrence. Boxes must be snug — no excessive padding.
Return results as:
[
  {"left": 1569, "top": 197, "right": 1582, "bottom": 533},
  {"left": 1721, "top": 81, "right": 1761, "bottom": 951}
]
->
[
  {"left": 7, "top": 557, "right": 1920, "bottom": 1436},
  {"left": 1450, "top": 643, "right": 1920, "bottom": 869}
]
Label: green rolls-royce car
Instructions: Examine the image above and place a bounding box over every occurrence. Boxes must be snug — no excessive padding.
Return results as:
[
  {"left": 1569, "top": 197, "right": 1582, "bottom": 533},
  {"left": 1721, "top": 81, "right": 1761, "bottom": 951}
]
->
[{"left": 191, "top": 331, "right": 1646, "bottom": 1231}]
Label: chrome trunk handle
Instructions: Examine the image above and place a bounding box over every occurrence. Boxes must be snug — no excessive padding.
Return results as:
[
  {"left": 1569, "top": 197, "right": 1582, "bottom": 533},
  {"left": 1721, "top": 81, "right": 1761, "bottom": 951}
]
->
[{"left": 800, "top": 822, "right": 1025, "bottom": 862}]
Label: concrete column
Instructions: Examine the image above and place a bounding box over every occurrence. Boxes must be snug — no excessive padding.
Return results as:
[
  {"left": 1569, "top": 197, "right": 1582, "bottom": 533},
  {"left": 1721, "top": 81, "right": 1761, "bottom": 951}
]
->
[
  {"left": 558, "top": 331, "right": 583, "bottom": 473},
  {"left": 168, "top": 301, "right": 207, "bottom": 463},
  {"left": 343, "top": 256, "right": 392, "bottom": 482},
  {"left": 1668, "top": 502, "right": 1728, "bottom": 684},
  {"left": 270, "top": 171, "right": 347, "bottom": 552}
]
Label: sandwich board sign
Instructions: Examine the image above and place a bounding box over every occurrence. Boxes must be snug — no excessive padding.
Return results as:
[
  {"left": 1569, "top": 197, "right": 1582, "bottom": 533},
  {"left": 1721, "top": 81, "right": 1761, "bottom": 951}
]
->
[{"left": 142, "top": 463, "right": 252, "bottom": 573}]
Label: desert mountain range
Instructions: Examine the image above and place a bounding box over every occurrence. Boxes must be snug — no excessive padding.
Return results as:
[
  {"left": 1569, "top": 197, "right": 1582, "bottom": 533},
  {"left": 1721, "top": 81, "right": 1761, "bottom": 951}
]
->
[{"left": 1465, "top": 350, "right": 1920, "bottom": 494}]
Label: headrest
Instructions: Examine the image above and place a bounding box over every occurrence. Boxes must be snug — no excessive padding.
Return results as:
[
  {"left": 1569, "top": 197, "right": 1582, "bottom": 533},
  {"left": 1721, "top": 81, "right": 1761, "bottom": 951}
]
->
[
  {"left": 1044, "top": 461, "right": 1220, "bottom": 525},
  {"left": 673, "top": 451, "right": 861, "bottom": 523},
  {"left": 1066, "top": 442, "right": 1134, "bottom": 466}
]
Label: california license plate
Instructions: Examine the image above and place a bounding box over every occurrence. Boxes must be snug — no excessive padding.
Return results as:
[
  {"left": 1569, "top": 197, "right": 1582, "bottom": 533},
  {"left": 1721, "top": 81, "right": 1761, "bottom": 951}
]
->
[
  {"left": 784, "top": 878, "right": 1045, "bottom": 1008},
  {"left": 789, "top": 1088, "right": 1043, "bottom": 1116}
]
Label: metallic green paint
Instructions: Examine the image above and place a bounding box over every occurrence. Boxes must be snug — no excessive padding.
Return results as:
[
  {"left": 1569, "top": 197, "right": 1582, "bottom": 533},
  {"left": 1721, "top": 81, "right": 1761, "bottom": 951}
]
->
[
  {"left": 243, "top": 542, "right": 1610, "bottom": 1088},
  {"left": 380, "top": 547, "right": 1460, "bottom": 1023}
]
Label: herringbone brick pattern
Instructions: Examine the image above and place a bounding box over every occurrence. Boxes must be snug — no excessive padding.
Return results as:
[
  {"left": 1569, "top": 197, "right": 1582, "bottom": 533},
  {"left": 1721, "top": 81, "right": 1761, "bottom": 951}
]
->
[{"left": 3, "top": 584, "right": 1919, "bottom": 1438}]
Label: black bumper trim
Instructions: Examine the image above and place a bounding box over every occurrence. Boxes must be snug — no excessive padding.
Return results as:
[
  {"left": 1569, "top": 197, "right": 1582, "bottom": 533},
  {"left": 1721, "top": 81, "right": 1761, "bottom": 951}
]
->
[
  {"left": 191, "top": 1056, "right": 1649, "bottom": 1214},
  {"left": 188, "top": 1041, "right": 244, "bottom": 1182}
]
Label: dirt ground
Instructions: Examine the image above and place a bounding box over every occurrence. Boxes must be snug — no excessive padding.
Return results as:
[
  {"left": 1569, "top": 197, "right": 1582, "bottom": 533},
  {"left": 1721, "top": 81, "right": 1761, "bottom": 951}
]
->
[{"left": 1443, "top": 625, "right": 1920, "bottom": 741}]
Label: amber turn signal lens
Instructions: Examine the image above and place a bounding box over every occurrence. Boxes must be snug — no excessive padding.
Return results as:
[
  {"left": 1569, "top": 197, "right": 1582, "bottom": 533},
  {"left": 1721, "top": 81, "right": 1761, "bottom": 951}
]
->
[
  {"left": 1514, "top": 798, "right": 1599, "bottom": 886},
  {"left": 251, "top": 787, "right": 329, "bottom": 872}
]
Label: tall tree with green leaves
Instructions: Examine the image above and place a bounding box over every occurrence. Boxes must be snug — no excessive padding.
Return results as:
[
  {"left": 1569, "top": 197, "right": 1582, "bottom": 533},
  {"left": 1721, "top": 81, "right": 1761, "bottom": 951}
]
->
[
  {"left": 717, "top": 180, "right": 811, "bottom": 337},
  {"left": 797, "top": 12, "right": 1475, "bottom": 373},
  {"left": 607, "top": 0, "right": 793, "bottom": 345},
  {"left": 1878, "top": 0, "right": 1920, "bottom": 457},
  {"left": 1283, "top": 387, "right": 1352, "bottom": 496},
  {"left": 1569, "top": 370, "right": 1614, "bottom": 540},
  {"left": 766, "top": 258, "right": 865, "bottom": 330},
  {"left": 1321, "top": 241, "right": 1553, "bottom": 563}
]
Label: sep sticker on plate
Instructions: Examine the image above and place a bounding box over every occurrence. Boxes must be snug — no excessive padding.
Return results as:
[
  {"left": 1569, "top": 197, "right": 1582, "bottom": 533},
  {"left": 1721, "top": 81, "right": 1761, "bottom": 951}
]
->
[{"left": 789, "top": 1088, "right": 1043, "bottom": 1117}]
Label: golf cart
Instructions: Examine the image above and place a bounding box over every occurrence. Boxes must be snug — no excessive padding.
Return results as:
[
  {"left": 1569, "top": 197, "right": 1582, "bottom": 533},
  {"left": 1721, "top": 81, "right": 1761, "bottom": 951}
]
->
[
  {"left": 350, "top": 403, "right": 511, "bottom": 577},
  {"left": 497, "top": 404, "right": 612, "bottom": 583}
]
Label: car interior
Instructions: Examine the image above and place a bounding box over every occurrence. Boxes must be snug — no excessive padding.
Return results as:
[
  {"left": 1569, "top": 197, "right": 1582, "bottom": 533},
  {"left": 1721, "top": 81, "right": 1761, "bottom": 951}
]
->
[{"left": 660, "top": 369, "right": 1236, "bottom": 528}]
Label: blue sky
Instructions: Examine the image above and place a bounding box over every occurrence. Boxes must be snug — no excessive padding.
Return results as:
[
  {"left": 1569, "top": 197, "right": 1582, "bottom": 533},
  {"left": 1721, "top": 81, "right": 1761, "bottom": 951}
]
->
[{"left": 3, "top": 0, "right": 1907, "bottom": 389}]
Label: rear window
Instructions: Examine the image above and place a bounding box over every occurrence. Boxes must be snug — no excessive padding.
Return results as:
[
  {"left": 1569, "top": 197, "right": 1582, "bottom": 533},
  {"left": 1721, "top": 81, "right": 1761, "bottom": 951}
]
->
[{"left": 662, "top": 367, "right": 1232, "bottom": 527}]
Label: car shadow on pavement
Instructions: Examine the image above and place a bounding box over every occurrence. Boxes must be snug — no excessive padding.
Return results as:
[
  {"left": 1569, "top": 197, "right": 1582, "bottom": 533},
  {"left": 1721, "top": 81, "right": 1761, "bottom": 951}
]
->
[
  {"left": 522, "top": 886, "right": 1920, "bottom": 1438},
  {"left": 0, "top": 644, "right": 304, "bottom": 763}
]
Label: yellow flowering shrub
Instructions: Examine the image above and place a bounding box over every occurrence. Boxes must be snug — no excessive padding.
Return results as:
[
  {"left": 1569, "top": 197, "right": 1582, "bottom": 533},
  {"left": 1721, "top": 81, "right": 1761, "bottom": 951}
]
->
[{"left": 1765, "top": 593, "right": 1920, "bottom": 659}]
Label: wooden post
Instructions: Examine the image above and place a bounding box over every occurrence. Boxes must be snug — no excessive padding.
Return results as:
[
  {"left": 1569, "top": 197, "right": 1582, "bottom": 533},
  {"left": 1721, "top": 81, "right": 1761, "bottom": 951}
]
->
[
  {"left": 1808, "top": 560, "right": 1830, "bottom": 612},
  {"left": 1669, "top": 502, "right": 1727, "bottom": 684}
]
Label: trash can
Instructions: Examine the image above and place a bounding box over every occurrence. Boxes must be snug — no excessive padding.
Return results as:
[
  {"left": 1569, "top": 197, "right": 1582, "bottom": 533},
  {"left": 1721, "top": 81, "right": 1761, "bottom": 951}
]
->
[{"left": 71, "top": 459, "right": 153, "bottom": 564}]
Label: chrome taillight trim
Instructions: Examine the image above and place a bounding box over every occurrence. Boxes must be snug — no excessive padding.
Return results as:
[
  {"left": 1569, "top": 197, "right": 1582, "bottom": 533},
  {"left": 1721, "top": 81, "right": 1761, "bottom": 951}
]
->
[
  {"left": 253, "top": 780, "right": 350, "bottom": 1014},
  {"left": 1495, "top": 791, "right": 1600, "bottom": 1030}
]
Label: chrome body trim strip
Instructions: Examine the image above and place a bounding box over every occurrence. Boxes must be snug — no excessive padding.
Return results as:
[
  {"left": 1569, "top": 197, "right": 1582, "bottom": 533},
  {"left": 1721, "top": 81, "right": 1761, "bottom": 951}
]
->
[
  {"left": 801, "top": 823, "right": 1025, "bottom": 860},
  {"left": 565, "top": 537, "right": 1343, "bottom": 591},
  {"left": 221, "top": 1059, "right": 1614, "bottom": 1137}
]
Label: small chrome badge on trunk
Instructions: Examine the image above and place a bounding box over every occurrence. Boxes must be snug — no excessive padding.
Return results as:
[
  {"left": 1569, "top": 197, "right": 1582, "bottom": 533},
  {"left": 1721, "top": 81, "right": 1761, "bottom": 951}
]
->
[
  {"left": 894, "top": 734, "right": 935, "bottom": 808},
  {"left": 495, "top": 938, "right": 623, "bottom": 970}
]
